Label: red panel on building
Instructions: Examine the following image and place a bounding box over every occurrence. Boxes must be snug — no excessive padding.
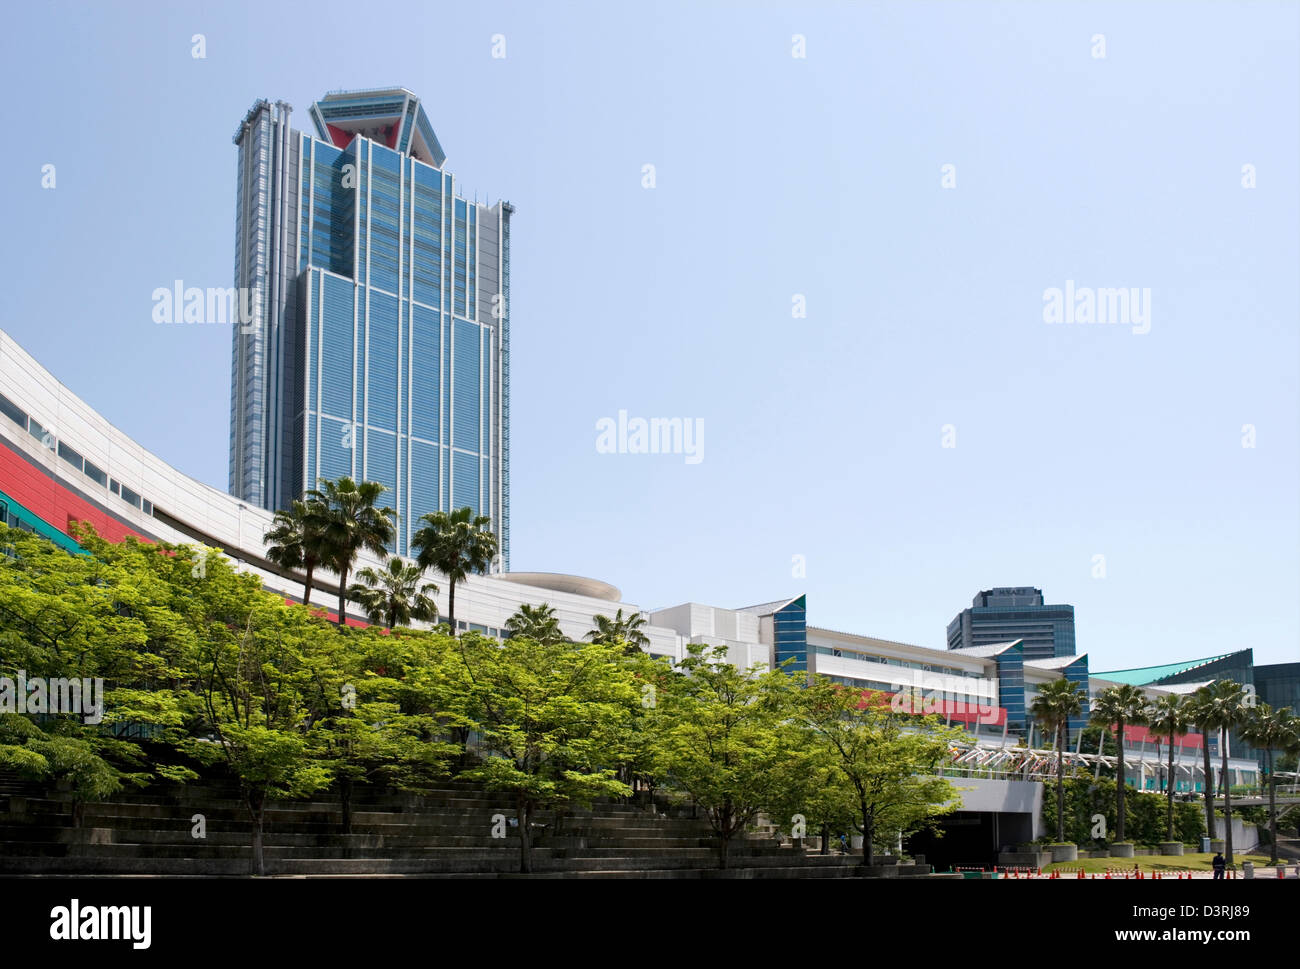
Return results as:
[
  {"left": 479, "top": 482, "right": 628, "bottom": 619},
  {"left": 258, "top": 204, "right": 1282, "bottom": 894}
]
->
[
  {"left": 281, "top": 597, "right": 372, "bottom": 630},
  {"left": 1121, "top": 723, "right": 1204, "bottom": 749},
  {"left": 0, "top": 444, "right": 145, "bottom": 545},
  {"left": 856, "top": 687, "right": 1008, "bottom": 727},
  {"left": 326, "top": 124, "right": 354, "bottom": 150}
]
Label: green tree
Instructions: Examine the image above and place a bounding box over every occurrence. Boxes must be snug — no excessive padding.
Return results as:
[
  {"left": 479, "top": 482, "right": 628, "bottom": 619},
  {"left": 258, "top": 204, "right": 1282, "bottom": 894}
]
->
[
  {"left": 1146, "top": 693, "right": 1189, "bottom": 842},
  {"left": 764, "top": 739, "right": 855, "bottom": 853},
  {"left": 447, "top": 633, "right": 637, "bottom": 873},
  {"left": 1030, "top": 678, "right": 1085, "bottom": 843},
  {"left": 504, "top": 603, "right": 566, "bottom": 645},
  {"left": 263, "top": 498, "right": 329, "bottom": 606},
  {"left": 307, "top": 628, "right": 457, "bottom": 834},
  {"left": 411, "top": 507, "right": 497, "bottom": 633},
  {"left": 1198, "top": 680, "right": 1249, "bottom": 864},
  {"left": 1090, "top": 683, "right": 1149, "bottom": 842},
  {"left": 1239, "top": 703, "right": 1297, "bottom": 864},
  {"left": 182, "top": 574, "right": 335, "bottom": 874},
  {"left": 801, "top": 677, "right": 963, "bottom": 866},
  {"left": 655, "top": 645, "right": 806, "bottom": 863},
  {"left": 305, "top": 477, "right": 396, "bottom": 627},
  {"left": 0, "top": 524, "right": 197, "bottom": 813},
  {"left": 347, "top": 556, "right": 438, "bottom": 630},
  {"left": 0, "top": 715, "right": 126, "bottom": 825},
  {"left": 587, "top": 608, "right": 650, "bottom": 655},
  {"left": 611, "top": 650, "right": 678, "bottom": 804},
  {"left": 651, "top": 644, "right": 809, "bottom": 868}
]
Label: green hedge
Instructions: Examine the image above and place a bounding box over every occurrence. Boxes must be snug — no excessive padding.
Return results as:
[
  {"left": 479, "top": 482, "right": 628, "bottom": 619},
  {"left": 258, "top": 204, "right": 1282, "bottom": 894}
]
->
[{"left": 1040, "top": 774, "right": 1204, "bottom": 846}]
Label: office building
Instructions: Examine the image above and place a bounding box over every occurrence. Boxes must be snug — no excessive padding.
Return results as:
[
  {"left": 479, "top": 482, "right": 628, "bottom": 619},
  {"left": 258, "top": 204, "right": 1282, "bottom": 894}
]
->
[
  {"left": 228, "top": 89, "right": 511, "bottom": 562},
  {"left": 946, "top": 586, "right": 1076, "bottom": 661}
]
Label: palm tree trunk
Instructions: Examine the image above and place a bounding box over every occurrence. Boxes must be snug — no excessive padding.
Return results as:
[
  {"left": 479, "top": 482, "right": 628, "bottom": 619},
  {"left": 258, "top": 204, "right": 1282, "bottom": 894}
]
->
[
  {"left": 303, "top": 561, "right": 314, "bottom": 605},
  {"left": 1201, "top": 732, "right": 1215, "bottom": 839},
  {"left": 447, "top": 579, "right": 457, "bottom": 632},
  {"left": 1115, "top": 721, "right": 1127, "bottom": 842},
  {"left": 1221, "top": 735, "right": 1234, "bottom": 865},
  {"left": 337, "top": 564, "right": 349, "bottom": 627},
  {"left": 1267, "top": 749, "right": 1278, "bottom": 864},
  {"left": 1166, "top": 736, "right": 1176, "bottom": 841},
  {"left": 1056, "top": 722, "right": 1066, "bottom": 842}
]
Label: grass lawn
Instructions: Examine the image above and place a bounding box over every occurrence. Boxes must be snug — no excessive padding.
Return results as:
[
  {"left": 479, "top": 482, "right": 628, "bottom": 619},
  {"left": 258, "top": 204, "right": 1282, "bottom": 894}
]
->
[{"left": 1041, "top": 852, "right": 1277, "bottom": 874}]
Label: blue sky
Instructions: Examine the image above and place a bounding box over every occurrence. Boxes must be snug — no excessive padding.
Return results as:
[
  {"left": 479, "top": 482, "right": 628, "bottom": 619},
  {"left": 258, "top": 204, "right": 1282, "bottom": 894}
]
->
[{"left": 4, "top": 1, "right": 1297, "bottom": 668}]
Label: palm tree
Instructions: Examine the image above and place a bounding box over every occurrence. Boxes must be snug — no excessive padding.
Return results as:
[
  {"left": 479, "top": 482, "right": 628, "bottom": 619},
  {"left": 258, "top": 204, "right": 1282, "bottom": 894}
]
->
[
  {"left": 1186, "top": 687, "right": 1219, "bottom": 840},
  {"left": 1029, "top": 678, "right": 1085, "bottom": 843},
  {"left": 505, "top": 603, "right": 566, "bottom": 644},
  {"left": 1239, "top": 703, "right": 1297, "bottom": 865},
  {"left": 1146, "top": 694, "right": 1189, "bottom": 842},
  {"left": 348, "top": 556, "right": 439, "bottom": 630},
  {"left": 1284, "top": 717, "right": 1300, "bottom": 799},
  {"left": 264, "top": 498, "right": 328, "bottom": 605},
  {"left": 1090, "top": 684, "right": 1149, "bottom": 843},
  {"left": 305, "top": 477, "right": 396, "bottom": 627},
  {"left": 411, "top": 507, "right": 497, "bottom": 633},
  {"left": 586, "top": 608, "right": 650, "bottom": 655},
  {"left": 1199, "top": 680, "right": 1249, "bottom": 865}
]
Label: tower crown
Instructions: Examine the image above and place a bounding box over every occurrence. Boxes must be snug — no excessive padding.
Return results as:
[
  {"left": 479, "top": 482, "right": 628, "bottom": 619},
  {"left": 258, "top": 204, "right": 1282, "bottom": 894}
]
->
[{"left": 309, "top": 88, "right": 445, "bottom": 167}]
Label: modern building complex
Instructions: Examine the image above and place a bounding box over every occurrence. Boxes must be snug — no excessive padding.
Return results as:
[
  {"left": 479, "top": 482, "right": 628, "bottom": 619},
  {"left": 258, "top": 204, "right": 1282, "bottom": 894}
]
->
[
  {"left": 229, "top": 89, "right": 511, "bottom": 563},
  {"left": 946, "top": 586, "right": 1077, "bottom": 660},
  {"left": 0, "top": 86, "right": 1292, "bottom": 872},
  {"left": 1094, "top": 651, "right": 1300, "bottom": 766},
  {"left": 0, "top": 325, "right": 1280, "bottom": 866}
]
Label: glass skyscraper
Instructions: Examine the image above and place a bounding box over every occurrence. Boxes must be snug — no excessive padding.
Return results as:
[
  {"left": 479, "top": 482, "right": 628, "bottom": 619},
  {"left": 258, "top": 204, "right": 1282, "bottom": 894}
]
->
[
  {"left": 228, "top": 89, "right": 511, "bottom": 564},
  {"left": 945, "top": 587, "right": 1076, "bottom": 661}
]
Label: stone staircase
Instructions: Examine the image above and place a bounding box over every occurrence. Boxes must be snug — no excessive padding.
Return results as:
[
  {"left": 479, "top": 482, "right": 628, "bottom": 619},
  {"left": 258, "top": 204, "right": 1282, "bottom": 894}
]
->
[{"left": 0, "top": 771, "right": 918, "bottom": 877}]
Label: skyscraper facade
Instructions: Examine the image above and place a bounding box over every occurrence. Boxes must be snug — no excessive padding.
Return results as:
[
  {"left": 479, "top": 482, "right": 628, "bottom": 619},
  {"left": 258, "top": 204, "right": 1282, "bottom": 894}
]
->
[
  {"left": 946, "top": 587, "right": 1076, "bottom": 661},
  {"left": 229, "top": 89, "right": 511, "bottom": 563}
]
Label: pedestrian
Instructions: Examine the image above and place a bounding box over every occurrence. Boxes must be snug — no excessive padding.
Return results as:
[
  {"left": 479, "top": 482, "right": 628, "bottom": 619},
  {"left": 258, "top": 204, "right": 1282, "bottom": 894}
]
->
[{"left": 1212, "top": 851, "right": 1225, "bottom": 880}]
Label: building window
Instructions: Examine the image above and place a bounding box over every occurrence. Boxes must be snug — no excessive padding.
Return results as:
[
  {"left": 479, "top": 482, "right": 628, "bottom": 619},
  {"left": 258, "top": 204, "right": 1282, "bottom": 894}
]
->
[
  {"left": 83, "top": 460, "right": 108, "bottom": 488},
  {"left": 57, "top": 441, "right": 83, "bottom": 473},
  {"left": 119, "top": 485, "right": 142, "bottom": 509},
  {"left": 0, "top": 393, "right": 26, "bottom": 429},
  {"left": 28, "top": 418, "right": 50, "bottom": 447}
]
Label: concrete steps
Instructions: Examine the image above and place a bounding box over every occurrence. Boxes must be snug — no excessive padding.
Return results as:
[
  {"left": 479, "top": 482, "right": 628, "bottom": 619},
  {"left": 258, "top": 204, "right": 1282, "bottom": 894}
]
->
[{"left": 0, "top": 770, "right": 926, "bottom": 877}]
